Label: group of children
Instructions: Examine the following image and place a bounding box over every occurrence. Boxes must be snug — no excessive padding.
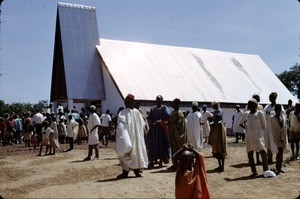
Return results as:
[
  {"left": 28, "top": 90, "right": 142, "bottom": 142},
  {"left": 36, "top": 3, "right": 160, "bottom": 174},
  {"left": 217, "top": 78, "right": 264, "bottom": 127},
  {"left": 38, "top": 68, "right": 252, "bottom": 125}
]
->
[{"left": 37, "top": 117, "right": 60, "bottom": 156}]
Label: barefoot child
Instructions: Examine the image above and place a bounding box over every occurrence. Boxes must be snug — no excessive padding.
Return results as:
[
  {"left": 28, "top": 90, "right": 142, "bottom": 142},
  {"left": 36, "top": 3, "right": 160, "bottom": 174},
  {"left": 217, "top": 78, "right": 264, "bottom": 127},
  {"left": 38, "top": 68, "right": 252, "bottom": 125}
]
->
[{"left": 37, "top": 120, "right": 52, "bottom": 156}]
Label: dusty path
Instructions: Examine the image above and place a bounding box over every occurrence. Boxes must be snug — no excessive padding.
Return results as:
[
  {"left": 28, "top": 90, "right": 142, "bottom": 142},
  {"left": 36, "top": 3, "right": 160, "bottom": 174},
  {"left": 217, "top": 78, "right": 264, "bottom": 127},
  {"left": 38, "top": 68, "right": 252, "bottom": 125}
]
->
[{"left": 0, "top": 137, "right": 299, "bottom": 198}]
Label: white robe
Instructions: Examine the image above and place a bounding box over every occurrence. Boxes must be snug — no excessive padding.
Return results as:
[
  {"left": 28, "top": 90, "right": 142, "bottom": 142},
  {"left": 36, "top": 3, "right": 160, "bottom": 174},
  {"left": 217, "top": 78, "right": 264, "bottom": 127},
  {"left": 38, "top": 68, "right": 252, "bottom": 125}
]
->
[
  {"left": 232, "top": 111, "right": 244, "bottom": 134},
  {"left": 116, "top": 108, "right": 148, "bottom": 171},
  {"left": 240, "top": 110, "right": 266, "bottom": 153},
  {"left": 87, "top": 113, "right": 101, "bottom": 145},
  {"left": 50, "top": 121, "right": 60, "bottom": 148},
  {"left": 270, "top": 115, "right": 287, "bottom": 149},
  {"left": 289, "top": 111, "right": 300, "bottom": 132},
  {"left": 263, "top": 104, "right": 281, "bottom": 154},
  {"left": 201, "top": 111, "right": 213, "bottom": 138},
  {"left": 186, "top": 111, "right": 203, "bottom": 152},
  {"left": 66, "top": 120, "right": 78, "bottom": 139}
]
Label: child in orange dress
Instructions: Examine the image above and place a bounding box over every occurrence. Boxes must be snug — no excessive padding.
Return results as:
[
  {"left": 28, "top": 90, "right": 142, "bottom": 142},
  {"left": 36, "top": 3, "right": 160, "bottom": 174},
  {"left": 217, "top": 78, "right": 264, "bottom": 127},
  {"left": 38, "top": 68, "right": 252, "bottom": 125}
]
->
[{"left": 174, "top": 144, "right": 210, "bottom": 199}]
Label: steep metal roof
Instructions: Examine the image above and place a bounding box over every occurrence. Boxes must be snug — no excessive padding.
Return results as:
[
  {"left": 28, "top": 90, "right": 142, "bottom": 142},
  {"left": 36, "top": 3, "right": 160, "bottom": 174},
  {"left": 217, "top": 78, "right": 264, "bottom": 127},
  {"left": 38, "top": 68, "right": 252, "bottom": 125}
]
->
[
  {"left": 51, "top": 3, "right": 105, "bottom": 101},
  {"left": 97, "top": 39, "right": 297, "bottom": 104}
]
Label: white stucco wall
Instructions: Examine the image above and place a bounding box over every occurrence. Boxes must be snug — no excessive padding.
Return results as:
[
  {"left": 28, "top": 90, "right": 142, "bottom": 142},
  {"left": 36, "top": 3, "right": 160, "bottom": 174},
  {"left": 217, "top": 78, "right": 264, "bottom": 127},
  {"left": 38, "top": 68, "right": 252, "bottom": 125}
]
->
[{"left": 101, "top": 65, "right": 124, "bottom": 115}]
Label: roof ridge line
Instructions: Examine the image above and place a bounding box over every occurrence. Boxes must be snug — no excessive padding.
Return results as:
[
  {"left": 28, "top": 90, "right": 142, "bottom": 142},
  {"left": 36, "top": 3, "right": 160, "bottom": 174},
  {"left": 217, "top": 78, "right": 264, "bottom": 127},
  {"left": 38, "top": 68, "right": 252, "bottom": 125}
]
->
[{"left": 57, "top": 2, "right": 96, "bottom": 11}]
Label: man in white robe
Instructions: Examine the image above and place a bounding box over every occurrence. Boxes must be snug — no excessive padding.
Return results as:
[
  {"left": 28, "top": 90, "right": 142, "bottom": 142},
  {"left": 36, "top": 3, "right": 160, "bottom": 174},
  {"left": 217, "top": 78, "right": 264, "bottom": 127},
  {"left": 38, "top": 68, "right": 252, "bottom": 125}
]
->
[
  {"left": 232, "top": 105, "right": 245, "bottom": 143},
  {"left": 263, "top": 92, "right": 282, "bottom": 162},
  {"left": 186, "top": 101, "right": 203, "bottom": 152},
  {"left": 201, "top": 105, "right": 213, "bottom": 143},
  {"left": 84, "top": 105, "right": 101, "bottom": 161},
  {"left": 116, "top": 94, "right": 148, "bottom": 178},
  {"left": 240, "top": 99, "right": 269, "bottom": 177}
]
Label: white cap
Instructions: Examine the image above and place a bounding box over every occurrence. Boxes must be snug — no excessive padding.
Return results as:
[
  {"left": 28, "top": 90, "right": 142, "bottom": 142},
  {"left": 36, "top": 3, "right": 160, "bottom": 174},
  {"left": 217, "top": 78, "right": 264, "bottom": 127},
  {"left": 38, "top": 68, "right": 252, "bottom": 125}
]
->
[
  {"left": 192, "top": 101, "right": 198, "bottom": 107},
  {"left": 263, "top": 170, "right": 276, "bottom": 178},
  {"left": 89, "top": 105, "right": 96, "bottom": 111}
]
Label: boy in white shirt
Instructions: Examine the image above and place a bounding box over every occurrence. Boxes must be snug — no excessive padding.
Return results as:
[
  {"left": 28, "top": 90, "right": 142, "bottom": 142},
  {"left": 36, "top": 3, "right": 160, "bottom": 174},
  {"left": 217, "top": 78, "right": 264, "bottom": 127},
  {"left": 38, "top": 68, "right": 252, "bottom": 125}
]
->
[
  {"left": 65, "top": 115, "right": 78, "bottom": 152},
  {"left": 84, "top": 105, "right": 101, "bottom": 161}
]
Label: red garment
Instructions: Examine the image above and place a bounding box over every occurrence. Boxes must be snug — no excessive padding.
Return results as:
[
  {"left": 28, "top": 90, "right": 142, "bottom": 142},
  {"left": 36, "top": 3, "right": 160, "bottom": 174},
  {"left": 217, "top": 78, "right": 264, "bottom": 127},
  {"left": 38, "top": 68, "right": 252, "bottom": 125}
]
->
[
  {"left": 148, "top": 118, "right": 170, "bottom": 137},
  {"left": 158, "top": 119, "right": 170, "bottom": 137},
  {"left": 10, "top": 119, "right": 15, "bottom": 127},
  {"left": 175, "top": 153, "right": 210, "bottom": 199}
]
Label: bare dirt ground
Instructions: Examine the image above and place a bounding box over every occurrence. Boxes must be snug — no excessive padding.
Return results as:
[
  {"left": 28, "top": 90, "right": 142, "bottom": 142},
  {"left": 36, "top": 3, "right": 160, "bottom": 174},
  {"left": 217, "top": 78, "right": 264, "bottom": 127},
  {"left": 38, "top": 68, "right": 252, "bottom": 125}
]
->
[{"left": 0, "top": 137, "right": 299, "bottom": 199}]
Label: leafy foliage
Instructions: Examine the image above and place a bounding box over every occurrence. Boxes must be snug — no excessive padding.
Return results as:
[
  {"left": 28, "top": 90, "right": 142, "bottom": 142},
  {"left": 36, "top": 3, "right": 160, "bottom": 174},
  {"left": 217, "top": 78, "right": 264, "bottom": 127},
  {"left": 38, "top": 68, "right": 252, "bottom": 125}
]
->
[
  {"left": 0, "top": 100, "right": 48, "bottom": 117},
  {"left": 277, "top": 63, "right": 300, "bottom": 99}
]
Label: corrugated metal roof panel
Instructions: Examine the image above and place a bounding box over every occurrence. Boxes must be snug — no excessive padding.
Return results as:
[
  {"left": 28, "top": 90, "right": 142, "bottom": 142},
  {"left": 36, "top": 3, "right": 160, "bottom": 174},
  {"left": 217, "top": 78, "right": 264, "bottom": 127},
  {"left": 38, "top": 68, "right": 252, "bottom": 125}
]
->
[
  {"left": 57, "top": 3, "right": 105, "bottom": 100},
  {"left": 97, "top": 39, "right": 297, "bottom": 104}
]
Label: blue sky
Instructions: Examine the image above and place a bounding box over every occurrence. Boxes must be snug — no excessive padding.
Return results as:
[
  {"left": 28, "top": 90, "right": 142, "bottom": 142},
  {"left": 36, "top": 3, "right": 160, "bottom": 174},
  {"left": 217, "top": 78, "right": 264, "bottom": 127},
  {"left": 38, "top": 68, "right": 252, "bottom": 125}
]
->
[{"left": 0, "top": 0, "right": 299, "bottom": 104}]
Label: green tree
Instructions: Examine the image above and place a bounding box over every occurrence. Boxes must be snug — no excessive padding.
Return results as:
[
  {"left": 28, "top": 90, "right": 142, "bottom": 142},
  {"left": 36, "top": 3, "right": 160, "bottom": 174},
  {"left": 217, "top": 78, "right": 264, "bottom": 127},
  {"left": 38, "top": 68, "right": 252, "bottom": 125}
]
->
[
  {"left": 0, "top": 100, "right": 48, "bottom": 117},
  {"left": 277, "top": 63, "right": 300, "bottom": 99},
  {"left": 9, "top": 102, "right": 33, "bottom": 115},
  {"left": 32, "top": 100, "right": 48, "bottom": 112},
  {"left": 0, "top": 100, "right": 9, "bottom": 115}
]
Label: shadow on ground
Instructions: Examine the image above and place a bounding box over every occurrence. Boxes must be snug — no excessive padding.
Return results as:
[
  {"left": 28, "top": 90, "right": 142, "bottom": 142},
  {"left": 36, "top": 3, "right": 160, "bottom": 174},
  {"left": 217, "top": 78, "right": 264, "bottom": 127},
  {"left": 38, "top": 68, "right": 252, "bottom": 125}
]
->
[{"left": 224, "top": 174, "right": 264, "bottom": 182}]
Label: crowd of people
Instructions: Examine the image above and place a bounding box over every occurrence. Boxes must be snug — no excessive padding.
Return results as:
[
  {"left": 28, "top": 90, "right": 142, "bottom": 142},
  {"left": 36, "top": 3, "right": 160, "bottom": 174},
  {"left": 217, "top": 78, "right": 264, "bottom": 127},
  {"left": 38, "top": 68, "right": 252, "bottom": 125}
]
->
[
  {"left": 0, "top": 92, "right": 299, "bottom": 198},
  {"left": 232, "top": 92, "right": 299, "bottom": 177},
  {"left": 0, "top": 105, "right": 116, "bottom": 153}
]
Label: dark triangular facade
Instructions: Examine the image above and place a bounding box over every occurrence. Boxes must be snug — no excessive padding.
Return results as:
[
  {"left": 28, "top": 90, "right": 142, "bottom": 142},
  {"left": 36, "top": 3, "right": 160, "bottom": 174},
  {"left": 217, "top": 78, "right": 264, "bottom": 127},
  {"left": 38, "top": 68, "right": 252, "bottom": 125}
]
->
[{"left": 50, "top": 11, "right": 67, "bottom": 101}]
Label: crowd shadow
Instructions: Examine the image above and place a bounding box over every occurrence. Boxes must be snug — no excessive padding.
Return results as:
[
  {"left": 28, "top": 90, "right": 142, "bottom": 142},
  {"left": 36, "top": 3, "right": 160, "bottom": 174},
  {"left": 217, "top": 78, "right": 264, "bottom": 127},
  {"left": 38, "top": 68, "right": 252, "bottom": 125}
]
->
[
  {"left": 224, "top": 174, "right": 264, "bottom": 182},
  {"left": 230, "top": 163, "right": 249, "bottom": 168},
  {"left": 204, "top": 155, "right": 214, "bottom": 158},
  {"left": 206, "top": 168, "right": 224, "bottom": 174},
  {"left": 96, "top": 176, "right": 136, "bottom": 183},
  {"left": 70, "top": 160, "right": 85, "bottom": 163},
  {"left": 103, "top": 157, "right": 118, "bottom": 160},
  {"left": 70, "top": 157, "right": 118, "bottom": 163},
  {"left": 150, "top": 168, "right": 176, "bottom": 174},
  {"left": 147, "top": 165, "right": 176, "bottom": 174}
]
